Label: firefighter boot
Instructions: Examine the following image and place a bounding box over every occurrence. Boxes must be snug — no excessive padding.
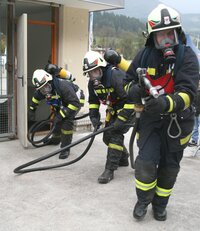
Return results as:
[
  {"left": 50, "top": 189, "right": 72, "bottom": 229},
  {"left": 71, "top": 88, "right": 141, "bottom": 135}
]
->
[
  {"left": 133, "top": 201, "right": 148, "bottom": 220},
  {"left": 98, "top": 169, "right": 114, "bottom": 184},
  {"left": 60, "top": 132, "right": 73, "bottom": 159},
  {"left": 152, "top": 207, "right": 167, "bottom": 221},
  {"left": 59, "top": 150, "right": 70, "bottom": 159}
]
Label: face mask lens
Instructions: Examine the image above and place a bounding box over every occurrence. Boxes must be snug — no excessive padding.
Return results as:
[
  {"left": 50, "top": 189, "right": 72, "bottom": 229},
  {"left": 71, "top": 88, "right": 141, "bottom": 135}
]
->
[
  {"left": 88, "top": 68, "right": 102, "bottom": 81},
  {"left": 154, "top": 29, "right": 178, "bottom": 49},
  {"left": 40, "top": 83, "right": 52, "bottom": 95}
]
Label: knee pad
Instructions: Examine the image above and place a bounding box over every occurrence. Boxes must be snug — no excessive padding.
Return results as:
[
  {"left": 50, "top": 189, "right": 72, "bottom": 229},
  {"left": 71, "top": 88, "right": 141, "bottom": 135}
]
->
[
  {"left": 157, "top": 167, "right": 180, "bottom": 188},
  {"left": 135, "top": 158, "right": 157, "bottom": 183}
]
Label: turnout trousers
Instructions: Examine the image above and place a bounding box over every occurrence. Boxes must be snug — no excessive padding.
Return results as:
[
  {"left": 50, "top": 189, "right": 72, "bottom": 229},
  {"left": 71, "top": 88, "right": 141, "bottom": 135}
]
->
[
  {"left": 53, "top": 118, "right": 74, "bottom": 150},
  {"left": 135, "top": 127, "right": 183, "bottom": 212},
  {"left": 103, "top": 110, "right": 131, "bottom": 171}
]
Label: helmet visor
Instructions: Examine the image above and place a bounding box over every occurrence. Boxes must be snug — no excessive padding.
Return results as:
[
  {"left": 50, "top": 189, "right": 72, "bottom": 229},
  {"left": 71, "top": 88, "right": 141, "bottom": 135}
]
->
[{"left": 153, "top": 29, "right": 178, "bottom": 49}]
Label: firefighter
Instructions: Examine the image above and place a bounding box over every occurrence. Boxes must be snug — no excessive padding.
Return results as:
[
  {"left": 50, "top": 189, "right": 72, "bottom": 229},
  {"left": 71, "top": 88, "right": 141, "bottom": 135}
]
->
[
  {"left": 29, "top": 69, "right": 83, "bottom": 159},
  {"left": 107, "top": 4, "right": 199, "bottom": 221},
  {"left": 82, "top": 50, "right": 133, "bottom": 184}
]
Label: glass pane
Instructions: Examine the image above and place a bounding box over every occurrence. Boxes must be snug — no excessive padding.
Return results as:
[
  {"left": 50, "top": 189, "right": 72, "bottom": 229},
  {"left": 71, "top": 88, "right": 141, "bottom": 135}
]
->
[{"left": 0, "top": 3, "right": 15, "bottom": 137}]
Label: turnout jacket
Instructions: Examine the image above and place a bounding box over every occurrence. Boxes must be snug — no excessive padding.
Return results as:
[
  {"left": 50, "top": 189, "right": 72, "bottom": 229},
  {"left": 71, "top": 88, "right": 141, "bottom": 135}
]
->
[
  {"left": 194, "top": 88, "right": 200, "bottom": 116},
  {"left": 30, "top": 77, "right": 81, "bottom": 119},
  {"left": 124, "top": 45, "right": 199, "bottom": 151},
  {"left": 88, "top": 65, "right": 130, "bottom": 118}
]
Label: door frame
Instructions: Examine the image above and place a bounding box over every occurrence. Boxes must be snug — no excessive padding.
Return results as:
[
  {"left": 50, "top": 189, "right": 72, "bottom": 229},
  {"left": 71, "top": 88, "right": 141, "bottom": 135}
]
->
[
  {"left": 28, "top": 20, "right": 57, "bottom": 63},
  {"left": 16, "top": 13, "right": 28, "bottom": 147},
  {"left": 15, "top": 16, "right": 57, "bottom": 147}
]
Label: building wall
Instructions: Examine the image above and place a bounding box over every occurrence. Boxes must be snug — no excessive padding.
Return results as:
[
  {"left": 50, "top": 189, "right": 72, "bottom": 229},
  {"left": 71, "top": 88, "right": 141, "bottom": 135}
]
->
[{"left": 58, "top": 6, "right": 89, "bottom": 101}]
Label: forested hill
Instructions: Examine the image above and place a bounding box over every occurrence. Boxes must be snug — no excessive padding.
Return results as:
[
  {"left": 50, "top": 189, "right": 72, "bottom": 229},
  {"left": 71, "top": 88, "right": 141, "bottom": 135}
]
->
[
  {"left": 93, "top": 12, "right": 146, "bottom": 59},
  {"left": 93, "top": 12, "right": 145, "bottom": 35}
]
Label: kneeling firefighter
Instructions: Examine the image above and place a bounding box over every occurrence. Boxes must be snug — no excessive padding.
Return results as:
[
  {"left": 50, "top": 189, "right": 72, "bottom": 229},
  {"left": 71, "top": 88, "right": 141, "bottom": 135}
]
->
[
  {"left": 105, "top": 4, "right": 199, "bottom": 221},
  {"left": 83, "top": 50, "right": 134, "bottom": 184},
  {"left": 29, "top": 68, "right": 84, "bottom": 159}
]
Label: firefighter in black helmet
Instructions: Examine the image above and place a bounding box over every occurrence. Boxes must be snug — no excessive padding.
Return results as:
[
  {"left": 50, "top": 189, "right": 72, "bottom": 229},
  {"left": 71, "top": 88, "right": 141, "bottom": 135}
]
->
[{"left": 83, "top": 50, "right": 133, "bottom": 184}]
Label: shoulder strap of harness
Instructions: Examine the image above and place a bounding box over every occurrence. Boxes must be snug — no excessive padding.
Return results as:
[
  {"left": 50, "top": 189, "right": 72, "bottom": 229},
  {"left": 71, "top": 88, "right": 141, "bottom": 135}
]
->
[
  {"left": 52, "top": 77, "right": 62, "bottom": 96},
  {"left": 140, "top": 47, "right": 152, "bottom": 68},
  {"left": 105, "top": 65, "right": 116, "bottom": 87},
  {"left": 174, "top": 43, "right": 185, "bottom": 76}
]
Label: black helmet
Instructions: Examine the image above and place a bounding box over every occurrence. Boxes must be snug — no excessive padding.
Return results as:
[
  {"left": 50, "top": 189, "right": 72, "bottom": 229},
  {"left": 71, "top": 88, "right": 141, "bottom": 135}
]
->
[{"left": 45, "top": 63, "right": 60, "bottom": 75}]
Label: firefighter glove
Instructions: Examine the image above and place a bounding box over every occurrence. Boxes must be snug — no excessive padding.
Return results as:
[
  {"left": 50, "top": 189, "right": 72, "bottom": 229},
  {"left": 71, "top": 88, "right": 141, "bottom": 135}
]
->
[
  {"left": 59, "top": 106, "right": 70, "bottom": 119},
  {"left": 145, "top": 95, "right": 168, "bottom": 114},
  {"left": 128, "top": 83, "right": 143, "bottom": 105}
]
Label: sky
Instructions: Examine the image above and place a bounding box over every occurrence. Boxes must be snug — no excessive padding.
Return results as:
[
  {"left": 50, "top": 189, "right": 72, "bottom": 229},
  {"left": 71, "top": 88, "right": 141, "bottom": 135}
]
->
[{"left": 160, "top": 0, "right": 200, "bottom": 14}]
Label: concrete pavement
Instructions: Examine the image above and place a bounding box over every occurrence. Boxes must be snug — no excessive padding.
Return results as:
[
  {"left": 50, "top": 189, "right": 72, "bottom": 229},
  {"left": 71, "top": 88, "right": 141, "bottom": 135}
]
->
[{"left": 0, "top": 129, "right": 200, "bottom": 231}]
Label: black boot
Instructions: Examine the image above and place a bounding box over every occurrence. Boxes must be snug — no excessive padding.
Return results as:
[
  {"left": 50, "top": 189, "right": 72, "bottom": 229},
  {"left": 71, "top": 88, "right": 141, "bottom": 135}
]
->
[
  {"left": 59, "top": 150, "right": 70, "bottom": 159},
  {"left": 152, "top": 207, "right": 167, "bottom": 221},
  {"left": 98, "top": 169, "right": 114, "bottom": 184},
  {"left": 133, "top": 201, "right": 148, "bottom": 220}
]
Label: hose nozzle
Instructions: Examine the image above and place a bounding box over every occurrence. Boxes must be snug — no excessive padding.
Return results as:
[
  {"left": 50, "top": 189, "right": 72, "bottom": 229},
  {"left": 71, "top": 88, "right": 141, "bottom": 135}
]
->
[{"left": 136, "top": 67, "right": 159, "bottom": 98}]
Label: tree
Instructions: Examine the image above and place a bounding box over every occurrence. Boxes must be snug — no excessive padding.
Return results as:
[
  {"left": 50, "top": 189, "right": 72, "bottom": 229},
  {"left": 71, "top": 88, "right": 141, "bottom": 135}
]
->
[
  {"left": 0, "top": 33, "right": 6, "bottom": 55},
  {"left": 92, "top": 12, "right": 146, "bottom": 58}
]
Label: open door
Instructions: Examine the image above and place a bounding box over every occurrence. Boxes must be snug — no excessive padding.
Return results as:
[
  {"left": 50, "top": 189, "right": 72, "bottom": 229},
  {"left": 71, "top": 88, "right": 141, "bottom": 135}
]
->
[{"left": 17, "top": 14, "right": 28, "bottom": 147}]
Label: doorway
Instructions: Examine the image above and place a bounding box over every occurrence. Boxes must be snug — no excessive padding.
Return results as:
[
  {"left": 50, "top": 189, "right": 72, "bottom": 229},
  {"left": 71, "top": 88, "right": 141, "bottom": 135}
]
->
[
  {"left": 15, "top": 2, "right": 58, "bottom": 146},
  {"left": 27, "top": 19, "right": 57, "bottom": 125},
  {"left": 0, "top": 1, "right": 58, "bottom": 145}
]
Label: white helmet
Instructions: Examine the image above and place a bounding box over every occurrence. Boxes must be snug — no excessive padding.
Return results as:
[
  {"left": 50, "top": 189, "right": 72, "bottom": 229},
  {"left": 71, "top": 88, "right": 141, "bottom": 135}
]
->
[
  {"left": 83, "top": 51, "right": 107, "bottom": 74},
  {"left": 32, "top": 69, "right": 53, "bottom": 89},
  {"left": 147, "top": 4, "right": 181, "bottom": 36}
]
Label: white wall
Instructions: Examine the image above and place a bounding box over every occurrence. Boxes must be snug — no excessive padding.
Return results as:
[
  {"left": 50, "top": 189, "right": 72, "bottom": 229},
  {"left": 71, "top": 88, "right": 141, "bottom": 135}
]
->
[{"left": 58, "top": 6, "right": 89, "bottom": 100}]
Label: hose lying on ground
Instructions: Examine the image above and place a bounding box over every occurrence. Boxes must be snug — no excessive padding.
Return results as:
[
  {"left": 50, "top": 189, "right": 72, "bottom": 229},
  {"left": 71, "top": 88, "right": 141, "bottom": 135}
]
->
[
  {"left": 14, "top": 120, "right": 138, "bottom": 174},
  {"left": 27, "top": 112, "right": 89, "bottom": 148},
  {"left": 14, "top": 126, "right": 112, "bottom": 174}
]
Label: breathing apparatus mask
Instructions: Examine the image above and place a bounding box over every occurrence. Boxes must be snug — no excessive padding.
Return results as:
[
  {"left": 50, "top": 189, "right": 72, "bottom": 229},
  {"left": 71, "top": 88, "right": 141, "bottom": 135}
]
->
[
  {"left": 88, "top": 67, "right": 104, "bottom": 89},
  {"left": 154, "top": 29, "right": 178, "bottom": 65},
  {"left": 39, "top": 82, "right": 53, "bottom": 99}
]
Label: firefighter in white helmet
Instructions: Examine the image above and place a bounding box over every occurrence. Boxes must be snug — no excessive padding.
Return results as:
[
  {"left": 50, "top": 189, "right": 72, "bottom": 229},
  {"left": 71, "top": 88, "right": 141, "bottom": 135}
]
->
[
  {"left": 105, "top": 4, "right": 199, "bottom": 221},
  {"left": 29, "top": 68, "right": 84, "bottom": 159},
  {"left": 83, "top": 50, "right": 134, "bottom": 184}
]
